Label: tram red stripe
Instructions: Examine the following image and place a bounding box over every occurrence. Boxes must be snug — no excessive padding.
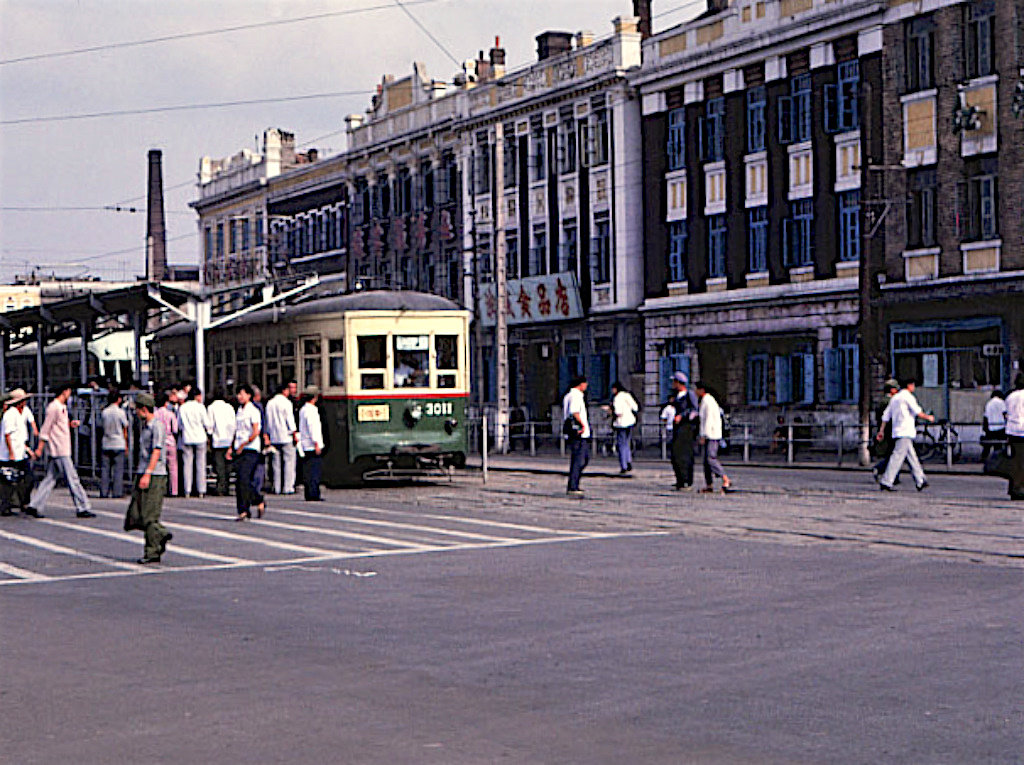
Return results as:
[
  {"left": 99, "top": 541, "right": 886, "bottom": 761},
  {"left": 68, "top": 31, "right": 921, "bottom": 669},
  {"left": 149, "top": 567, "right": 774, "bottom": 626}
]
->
[{"left": 322, "top": 392, "right": 470, "bottom": 401}]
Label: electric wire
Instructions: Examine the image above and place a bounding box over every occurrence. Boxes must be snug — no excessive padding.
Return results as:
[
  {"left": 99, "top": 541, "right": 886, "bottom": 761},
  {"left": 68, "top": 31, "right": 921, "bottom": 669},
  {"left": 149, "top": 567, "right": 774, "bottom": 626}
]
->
[
  {"left": 0, "top": 0, "right": 444, "bottom": 66},
  {"left": 393, "top": 0, "right": 461, "bottom": 68}
]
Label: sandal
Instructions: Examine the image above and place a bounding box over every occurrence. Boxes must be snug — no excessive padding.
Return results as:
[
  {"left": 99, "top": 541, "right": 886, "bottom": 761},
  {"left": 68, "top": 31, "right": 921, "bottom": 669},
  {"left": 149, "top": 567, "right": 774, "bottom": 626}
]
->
[
  {"left": 256, "top": 503, "right": 265, "bottom": 519},
  {"left": 235, "top": 512, "right": 251, "bottom": 522}
]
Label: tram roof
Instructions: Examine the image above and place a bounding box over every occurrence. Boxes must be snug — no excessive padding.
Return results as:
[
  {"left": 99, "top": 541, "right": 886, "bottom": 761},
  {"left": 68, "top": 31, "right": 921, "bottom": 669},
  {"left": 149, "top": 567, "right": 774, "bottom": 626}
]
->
[{"left": 154, "top": 289, "right": 465, "bottom": 338}]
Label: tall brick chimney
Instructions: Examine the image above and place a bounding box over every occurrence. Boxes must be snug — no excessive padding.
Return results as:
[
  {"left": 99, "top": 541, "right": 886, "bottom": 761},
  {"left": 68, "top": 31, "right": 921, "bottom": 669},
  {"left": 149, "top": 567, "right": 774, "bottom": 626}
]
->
[
  {"left": 145, "top": 149, "right": 167, "bottom": 282},
  {"left": 633, "top": 0, "right": 652, "bottom": 40}
]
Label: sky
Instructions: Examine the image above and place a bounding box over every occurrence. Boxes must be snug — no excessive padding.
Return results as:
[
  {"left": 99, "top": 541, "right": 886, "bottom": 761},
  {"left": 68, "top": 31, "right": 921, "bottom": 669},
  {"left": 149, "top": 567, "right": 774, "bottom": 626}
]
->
[{"left": 0, "top": 0, "right": 704, "bottom": 284}]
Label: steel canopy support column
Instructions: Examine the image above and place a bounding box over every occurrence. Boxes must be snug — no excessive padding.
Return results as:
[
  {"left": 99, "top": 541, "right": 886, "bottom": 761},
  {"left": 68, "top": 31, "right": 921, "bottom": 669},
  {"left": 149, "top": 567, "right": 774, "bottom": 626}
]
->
[
  {"left": 193, "top": 300, "right": 209, "bottom": 394},
  {"left": 132, "top": 311, "right": 145, "bottom": 388},
  {"left": 0, "top": 332, "right": 7, "bottom": 393},
  {"left": 79, "top": 320, "right": 90, "bottom": 384},
  {"left": 35, "top": 323, "right": 46, "bottom": 394}
]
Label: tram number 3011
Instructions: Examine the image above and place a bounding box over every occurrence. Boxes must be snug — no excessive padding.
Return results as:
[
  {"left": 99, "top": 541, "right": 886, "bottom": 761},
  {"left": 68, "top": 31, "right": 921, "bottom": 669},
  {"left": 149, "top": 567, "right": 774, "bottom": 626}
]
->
[{"left": 424, "top": 402, "right": 454, "bottom": 417}]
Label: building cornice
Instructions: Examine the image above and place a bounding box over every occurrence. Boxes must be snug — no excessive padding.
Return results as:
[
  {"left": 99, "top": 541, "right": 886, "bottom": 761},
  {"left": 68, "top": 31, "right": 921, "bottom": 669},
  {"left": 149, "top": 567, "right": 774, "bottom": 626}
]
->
[{"left": 641, "top": 276, "right": 858, "bottom": 314}]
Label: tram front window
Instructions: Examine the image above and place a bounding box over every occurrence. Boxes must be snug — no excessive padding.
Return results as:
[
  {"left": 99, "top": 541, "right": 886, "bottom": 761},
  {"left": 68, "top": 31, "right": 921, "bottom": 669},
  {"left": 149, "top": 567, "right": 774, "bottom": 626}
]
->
[
  {"left": 436, "top": 335, "right": 458, "bottom": 389},
  {"left": 358, "top": 335, "right": 386, "bottom": 390},
  {"left": 394, "top": 336, "right": 429, "bottom": 388}
]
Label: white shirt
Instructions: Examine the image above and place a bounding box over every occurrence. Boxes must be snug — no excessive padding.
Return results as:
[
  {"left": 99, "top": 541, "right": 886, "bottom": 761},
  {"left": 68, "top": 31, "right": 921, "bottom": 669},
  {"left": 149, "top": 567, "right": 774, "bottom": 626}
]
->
[
  {"left": 984, "top": 397, "right": 1007, "bottom": 430},
  {"left": 266, "top": 394, "right": 298, "bottom": 444},
  {"left": 562, "top": 387, "right": 590, "bottom": 439},
  {"left": 1005, "top": 390, "right": 1024, "bottom": 438},
  {"left": 233, "top": 401, "right": 262, "bottom": 451},
  {"left": 0, "top": 406, "right": 30, "bottom": 461},
  {"left": 660, "top": 404, "right": 675, "bottom": 434},
  {"left": 298, "top": 402, "right": 324, "bottom": 452},
  {"left": 178, "top": 399, "right": 212, "bottom": 445},
  {"left": 882, "top": 388, "right": 924, "bottom": 439},
  {"left": 611, "top": 390, "right": 638, "bottom": 429},
  {"left": 208, "top": 400, "right": 236, "bottom": 449},
  {"left": 699, "top": 393, "right": 723, "bottom": 441}
]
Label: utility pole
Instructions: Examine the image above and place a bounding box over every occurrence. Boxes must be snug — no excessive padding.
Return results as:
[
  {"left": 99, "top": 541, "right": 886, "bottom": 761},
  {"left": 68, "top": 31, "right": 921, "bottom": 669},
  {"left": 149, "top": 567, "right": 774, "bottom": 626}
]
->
[{"left": 493, "top": 122, "right": 510, "bottom": 454}]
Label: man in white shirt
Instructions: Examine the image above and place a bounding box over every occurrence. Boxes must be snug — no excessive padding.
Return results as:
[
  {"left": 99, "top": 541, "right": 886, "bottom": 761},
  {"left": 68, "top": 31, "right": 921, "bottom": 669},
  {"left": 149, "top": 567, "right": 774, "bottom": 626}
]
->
[
  {"left": 298, "top": 386, "right": 325, "bottom": 501},
  {"left": 229, "top": 384, "right": 264, "bottom": 520},
  {"left": 0, "top": 389, "right": 35, "bottom": 515},
  {"left": 266, "top": 382, "right": 299, "bottom": 495},
  {"left": 877, "top": 377, "right": 934, "bottom": 491},
  {"left": 695, "top": 381, "right": 732, "bottom": 493},
  {"left": 178, "top": 388, "right": 212, "bottom": 498},
  {"left": 981, "top": 390, "right": 1007, "bottom": 461},
  {"left": 608, "top": 381, "right": 639, "bottom": 474},
  {"left": 207, "top": 390, "right": 236, "bottom": 497},
  {"left": 562, "top": 375, "right": 590, "bottom": 496},
  {"left": 1003, "top": 374, "right": 1024, "bottom": 500}
]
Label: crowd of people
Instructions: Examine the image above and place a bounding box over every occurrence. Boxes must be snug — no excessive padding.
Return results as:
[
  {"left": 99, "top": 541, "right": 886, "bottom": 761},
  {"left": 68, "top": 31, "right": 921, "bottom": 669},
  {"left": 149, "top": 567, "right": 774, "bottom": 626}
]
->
[
  {"left": 0, "top": 379, "right": 327, "bottom": 563},
  {"left": 562, "top": 371, "right": 1024, "bottom": 501}
]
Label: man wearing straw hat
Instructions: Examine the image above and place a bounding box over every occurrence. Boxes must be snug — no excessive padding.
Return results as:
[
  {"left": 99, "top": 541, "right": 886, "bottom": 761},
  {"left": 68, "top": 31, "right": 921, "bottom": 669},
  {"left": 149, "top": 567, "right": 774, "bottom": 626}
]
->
[{"left": 0, "top": 389, "right": 35, "bottom": 516}]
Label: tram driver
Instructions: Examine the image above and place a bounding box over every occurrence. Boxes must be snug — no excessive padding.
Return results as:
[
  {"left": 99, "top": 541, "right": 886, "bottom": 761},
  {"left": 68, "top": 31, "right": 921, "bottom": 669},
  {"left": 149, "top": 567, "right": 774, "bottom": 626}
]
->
[{"left": 394, "top": 355, "right": 426, "bottom": 388}]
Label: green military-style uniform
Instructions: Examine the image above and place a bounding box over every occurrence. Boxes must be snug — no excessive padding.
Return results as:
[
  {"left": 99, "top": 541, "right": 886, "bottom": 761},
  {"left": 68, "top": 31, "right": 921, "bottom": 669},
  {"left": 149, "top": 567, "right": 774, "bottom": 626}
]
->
[{"left": 124, "top": 412, "right": 170, "bottom": 561}]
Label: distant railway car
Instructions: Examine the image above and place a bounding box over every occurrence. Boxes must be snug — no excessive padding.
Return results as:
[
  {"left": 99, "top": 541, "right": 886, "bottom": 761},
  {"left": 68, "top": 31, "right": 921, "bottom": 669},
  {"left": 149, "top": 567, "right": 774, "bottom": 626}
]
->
[
  {"left": 7, "top": 330, "right": 142, "bottom": 390},
  {"left": 152, "top": 290, "right": 470, "bottom": 485}
]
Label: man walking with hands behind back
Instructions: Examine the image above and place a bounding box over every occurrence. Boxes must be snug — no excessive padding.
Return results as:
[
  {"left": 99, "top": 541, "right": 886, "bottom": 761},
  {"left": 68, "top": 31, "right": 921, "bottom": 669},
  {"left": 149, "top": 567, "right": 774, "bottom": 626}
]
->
[
  {"left": 267, "top": 382, "right": 299, "bottom": 495},
  {"left": 179, "top": 388, "right": 212, "bottom": 498},
  {"left": 667, "top": 372, "right": 699, "bottom": 490},
  {"left": 563, "top": 375, "right": 590, "bottom": 497},
  {"left": 27, "top": 382, "right": 94, "bottom": 519},
  {"left": 877, "top": 377, "right": 934, "bottom": 492},
  {"left": 124, "top": 393, "right": 171, "bottom": 565}
]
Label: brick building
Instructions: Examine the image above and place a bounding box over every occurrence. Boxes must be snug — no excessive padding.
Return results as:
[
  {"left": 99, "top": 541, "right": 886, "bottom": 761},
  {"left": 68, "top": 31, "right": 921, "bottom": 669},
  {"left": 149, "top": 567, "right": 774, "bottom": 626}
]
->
[
  {"left": 634, "top": 0, "right": 887, "bottom": 435},
  {"left": 875, "top": 0, "right": 1024, "bottom": 421}
]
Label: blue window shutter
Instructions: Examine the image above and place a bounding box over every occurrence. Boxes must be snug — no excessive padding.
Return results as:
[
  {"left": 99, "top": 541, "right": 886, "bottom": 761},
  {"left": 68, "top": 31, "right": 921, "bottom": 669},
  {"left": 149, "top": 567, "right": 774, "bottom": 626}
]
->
[
  {"left": 775, "top": 355, "right": 792, "bottom": 404},
  {"left": 782, "top": 218, "right": 792, "bottom": 267},
  {"left": 801, "top": 353, "right": 815, "bottom": 404},
  {"left": 659, "top": 356, "right": 673, "bottom": 404},
  {"left": 850, "top": 346, "right": 860, "bottom": 404},
  {"left": 824, "top": 349, "right": 841, "bottom": 403},
  {"left": 697, "top": 116, "right": 706, "bottom": 162},
  {"left": 675, "top": 354, "right": 691, "bottom": 382},
  {"left": 607, "top": 353, "right": 618, "bottom": 399},
  {"left": 558, "top": 357, "right": 570, "bottom": 396}
]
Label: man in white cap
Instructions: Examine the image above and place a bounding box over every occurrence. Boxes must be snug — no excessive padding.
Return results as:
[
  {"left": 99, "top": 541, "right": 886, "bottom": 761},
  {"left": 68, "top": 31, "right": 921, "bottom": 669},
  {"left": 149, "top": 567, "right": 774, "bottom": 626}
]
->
[{"left": 0, "top": 389, "right": 35, "bottom": 516}]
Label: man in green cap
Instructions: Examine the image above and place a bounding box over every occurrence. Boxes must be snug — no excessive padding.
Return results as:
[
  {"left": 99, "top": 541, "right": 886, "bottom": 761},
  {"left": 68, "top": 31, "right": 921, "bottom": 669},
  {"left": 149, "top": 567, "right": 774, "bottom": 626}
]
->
[{"left": 124, "top": 393, "right": 172, "bottom": 564}]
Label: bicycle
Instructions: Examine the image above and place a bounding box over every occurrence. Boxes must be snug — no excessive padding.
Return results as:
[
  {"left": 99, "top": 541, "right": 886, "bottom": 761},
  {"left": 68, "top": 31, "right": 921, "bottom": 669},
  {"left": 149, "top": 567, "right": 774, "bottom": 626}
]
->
[{"left": 916, "top": 419, "right": 962, "bottom": 463}]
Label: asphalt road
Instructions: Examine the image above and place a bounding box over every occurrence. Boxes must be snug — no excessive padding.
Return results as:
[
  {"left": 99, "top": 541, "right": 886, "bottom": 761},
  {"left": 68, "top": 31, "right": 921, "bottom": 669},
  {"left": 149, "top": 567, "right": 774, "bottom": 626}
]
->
[{"left": 1, "top": 473, "right": 1022, "bottom": 764}]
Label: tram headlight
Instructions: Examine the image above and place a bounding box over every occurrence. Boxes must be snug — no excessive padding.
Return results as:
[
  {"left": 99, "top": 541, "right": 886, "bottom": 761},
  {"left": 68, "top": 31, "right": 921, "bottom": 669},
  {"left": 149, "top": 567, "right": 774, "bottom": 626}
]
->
[
  {"left": 404, "top": 404, "right": 423, "bottom": 428},
  {"left": 444, "top": 417, "right": 459, "bottom": 435}
]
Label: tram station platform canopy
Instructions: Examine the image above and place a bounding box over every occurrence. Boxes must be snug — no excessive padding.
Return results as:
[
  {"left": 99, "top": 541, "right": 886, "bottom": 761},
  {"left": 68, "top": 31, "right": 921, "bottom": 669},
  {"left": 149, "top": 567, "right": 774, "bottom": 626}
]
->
[{"left": 0, "top": 282, "right": 197, "bottom": 392}]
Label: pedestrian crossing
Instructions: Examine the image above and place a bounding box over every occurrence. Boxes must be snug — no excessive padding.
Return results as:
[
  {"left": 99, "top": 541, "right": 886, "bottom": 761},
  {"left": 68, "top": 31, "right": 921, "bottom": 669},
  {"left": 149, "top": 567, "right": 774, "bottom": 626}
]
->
[{"left": 0, "top": 495, "right": 628, "bottom": 587}]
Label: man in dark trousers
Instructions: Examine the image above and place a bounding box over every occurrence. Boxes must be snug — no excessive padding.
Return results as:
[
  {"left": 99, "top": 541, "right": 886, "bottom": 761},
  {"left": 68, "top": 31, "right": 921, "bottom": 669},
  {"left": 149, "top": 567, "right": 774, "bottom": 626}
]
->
[
  {"left": 667, "top": 371, "right": 699, "bottom": 490},
  {"left": 124, "top": 393, "right": 172, "bottom": 565}
]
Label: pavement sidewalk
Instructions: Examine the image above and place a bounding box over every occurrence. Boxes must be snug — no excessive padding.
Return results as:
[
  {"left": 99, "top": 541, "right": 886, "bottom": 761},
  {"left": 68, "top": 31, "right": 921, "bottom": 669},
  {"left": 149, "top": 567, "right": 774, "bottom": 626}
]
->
[{"left": 468, "top": 451, "right": 988, "bottom": 478}]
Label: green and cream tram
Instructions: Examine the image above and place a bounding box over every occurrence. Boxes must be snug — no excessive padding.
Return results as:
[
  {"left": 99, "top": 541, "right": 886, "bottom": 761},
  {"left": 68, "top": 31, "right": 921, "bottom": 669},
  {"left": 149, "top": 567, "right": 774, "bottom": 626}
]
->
[{"left": 152, "top": 290, "right": 470, "bottom": 485}]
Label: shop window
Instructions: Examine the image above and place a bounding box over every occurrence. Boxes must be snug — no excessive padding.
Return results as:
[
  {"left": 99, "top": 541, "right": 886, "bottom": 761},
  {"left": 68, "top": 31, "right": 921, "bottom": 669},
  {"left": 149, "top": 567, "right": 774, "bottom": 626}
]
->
[
  {"left": 825, "top": 327, "right": 859, "bottom": 403},
  {"left": 302, "top": 337, "right": 321, "bottom": 389},
  {"left": 776, "top": 351, "right": 815, "bottom": 405},
  {"left": 746, "top": 353, "right": 770, "bottom": 406}
]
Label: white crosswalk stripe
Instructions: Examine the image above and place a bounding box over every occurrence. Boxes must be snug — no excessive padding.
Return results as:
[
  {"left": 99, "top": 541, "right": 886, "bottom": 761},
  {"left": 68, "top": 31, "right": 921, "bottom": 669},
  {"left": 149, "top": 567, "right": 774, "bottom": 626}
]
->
[{"left": 0, "top": 497, "right": 649, "bottom": 587}]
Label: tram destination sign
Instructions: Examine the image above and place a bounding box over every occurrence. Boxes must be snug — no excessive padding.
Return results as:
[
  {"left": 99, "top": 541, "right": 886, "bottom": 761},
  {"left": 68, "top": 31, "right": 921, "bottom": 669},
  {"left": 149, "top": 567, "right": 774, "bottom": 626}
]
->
[{"left": 478, "top": 272, "right": 584, "bottom": 327}]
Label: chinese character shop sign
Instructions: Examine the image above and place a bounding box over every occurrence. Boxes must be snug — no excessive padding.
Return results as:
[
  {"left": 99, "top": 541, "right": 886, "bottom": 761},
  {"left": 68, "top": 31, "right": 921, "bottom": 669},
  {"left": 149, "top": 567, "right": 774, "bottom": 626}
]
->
[{"left": 478, "top": 272, "right": 584, "bottom": 327}]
